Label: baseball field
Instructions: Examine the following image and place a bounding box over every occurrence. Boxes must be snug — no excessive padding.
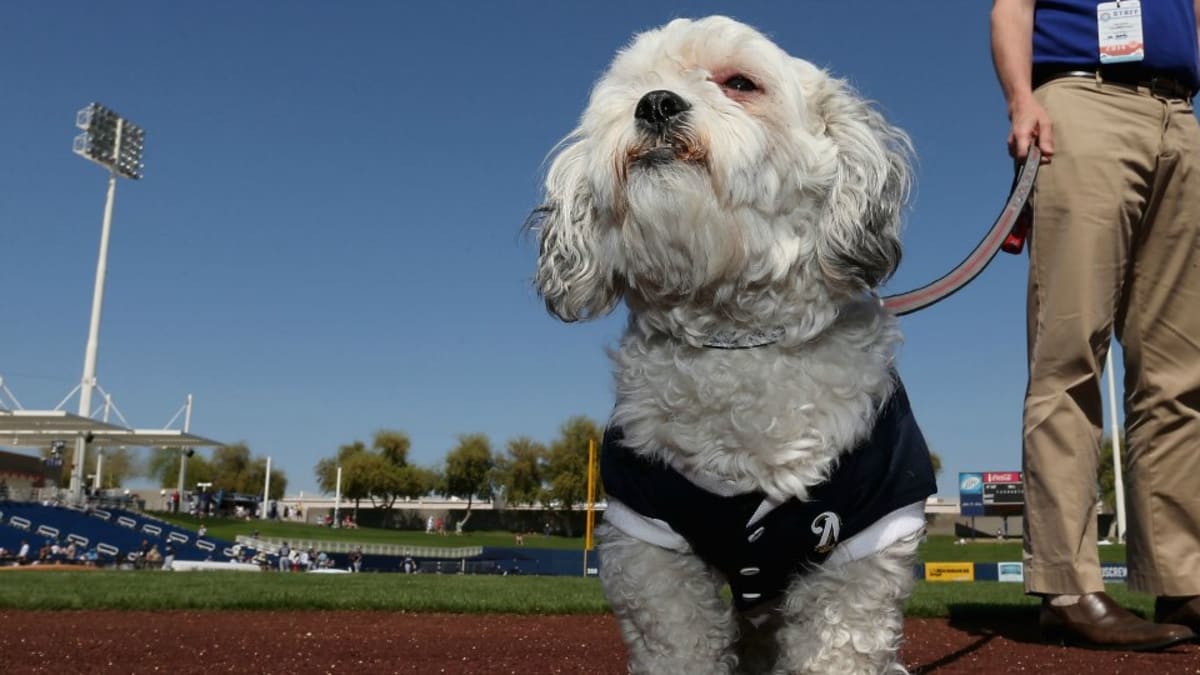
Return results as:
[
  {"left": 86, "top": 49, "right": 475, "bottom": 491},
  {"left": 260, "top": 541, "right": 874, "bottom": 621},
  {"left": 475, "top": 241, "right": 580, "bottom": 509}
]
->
[{"left": 2, "top": 533, "right": 1196, "bottom": 673}]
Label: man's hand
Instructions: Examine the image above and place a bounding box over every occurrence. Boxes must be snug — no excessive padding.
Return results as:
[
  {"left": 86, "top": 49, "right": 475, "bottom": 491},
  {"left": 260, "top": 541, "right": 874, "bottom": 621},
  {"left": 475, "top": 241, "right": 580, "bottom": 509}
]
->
[{"left": 1007, "top": 92, "right": 1054, "bottom": 162}]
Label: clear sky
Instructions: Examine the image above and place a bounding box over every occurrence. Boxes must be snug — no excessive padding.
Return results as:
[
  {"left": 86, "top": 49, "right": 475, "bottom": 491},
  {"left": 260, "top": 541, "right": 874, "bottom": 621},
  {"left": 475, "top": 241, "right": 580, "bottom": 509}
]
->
[{"left": 0, "top": 2, "right": 1127, "bottom": 497}]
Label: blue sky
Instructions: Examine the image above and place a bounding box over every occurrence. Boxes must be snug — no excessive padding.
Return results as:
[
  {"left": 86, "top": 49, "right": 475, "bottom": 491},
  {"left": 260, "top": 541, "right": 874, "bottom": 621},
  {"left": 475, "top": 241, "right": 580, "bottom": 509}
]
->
[{"left": 0, "top": 2, "right": 1124, "bottom": 497}]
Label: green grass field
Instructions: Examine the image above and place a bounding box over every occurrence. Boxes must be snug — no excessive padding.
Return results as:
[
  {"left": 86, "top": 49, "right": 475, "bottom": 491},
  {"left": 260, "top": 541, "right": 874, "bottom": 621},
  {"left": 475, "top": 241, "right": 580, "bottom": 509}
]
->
[
  {"left": 0, "top": 571, "right": 1158, "bottom": 618},
  {"left": 1, "top": 514, "right": 1142, "bottom": 617},
  {"left": 151, "top": 512, "right": 584, "bottom": 550},
  {"left": 917, "top": 536, "right": 1127, "bottom": 564}
]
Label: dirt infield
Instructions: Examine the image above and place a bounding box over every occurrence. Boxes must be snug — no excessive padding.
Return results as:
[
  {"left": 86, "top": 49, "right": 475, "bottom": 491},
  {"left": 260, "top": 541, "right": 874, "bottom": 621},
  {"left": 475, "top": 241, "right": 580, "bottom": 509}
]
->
[{"left": 0, "top": 610, "right": 1196, "bottom": 674}]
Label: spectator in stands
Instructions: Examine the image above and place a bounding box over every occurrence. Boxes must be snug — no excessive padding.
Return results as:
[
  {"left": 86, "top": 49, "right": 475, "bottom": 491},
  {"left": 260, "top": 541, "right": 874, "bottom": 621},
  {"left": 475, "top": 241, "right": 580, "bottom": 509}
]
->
[
  {"left": 349, "top": 547, "right": 363, "bottom": 573},
  {"left": 0, "top": 479, "right": 9, "bottom": 501},
  {"left": 402, "top": 556, "right": 417, "bottom": 574},
  {"left": 146, "top": 545, "right": 162, "bottom": 568},
  {"left": 17, "top": 540, "right": 29, "bottom": 564},
  {"left": 84, "top": 548, "right": 98, "bottom": 567},
  {"left": 277, "top": 542, "right": 291, "bottom": 573},
  {"left": 197, "top": 523, "right": 208, "bottom": 539},
  {"left": 64, "top": 542, "right": 77, "bottom": 561},
  {"left": 426, "top": 515, "right": 434, "bottom": 534},
  {"left": 297, "top": 548, "right": 310, "bottom": 572},
  {"left": 162, "top": 544, "right": 175, "bottom": 571}
]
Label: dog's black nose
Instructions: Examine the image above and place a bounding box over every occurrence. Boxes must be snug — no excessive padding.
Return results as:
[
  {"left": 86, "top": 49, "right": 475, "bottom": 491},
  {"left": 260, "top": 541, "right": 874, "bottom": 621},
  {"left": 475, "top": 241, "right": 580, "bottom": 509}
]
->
[{"left": 635, "top": 90, "right": 690, "bottom": 132}]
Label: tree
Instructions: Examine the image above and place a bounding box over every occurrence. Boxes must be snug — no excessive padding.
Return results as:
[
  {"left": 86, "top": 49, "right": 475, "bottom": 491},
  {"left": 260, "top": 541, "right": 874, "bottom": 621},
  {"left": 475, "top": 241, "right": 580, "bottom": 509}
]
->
[
  {"left": 374, "top": 430, "right": 411, "bottom": 467},
  {"left": 210, "top": 444, "right": 254, "bottom": 493},
  {"left": 312, "top": 431, "right": 431, "bottom": 518},
  {"left": 494, "top": 437, "right": 547, "bottom": 507},
  {"left": 542, "top": 416, "right": 603, "bottom": 536},
  {"left": 314, "top": 441, "right": 368, "bottom": 496},
  {"left": 443, "top": 434, "right": 495, "bottom": 527},
  {"left": 240, "top": 456, "right": 288, "bottom": 500},
  {"left": 41, "top": 445, "right": 140, "bottom": 489},
  {"left": 146, "top": 447, "right": 216, "bottom": 491},
  {"left": 315, "top": 441, "right": 372, "bottom": 517},
  {"left": 929, "top": 450, "right": 942, "bottom": 477}
]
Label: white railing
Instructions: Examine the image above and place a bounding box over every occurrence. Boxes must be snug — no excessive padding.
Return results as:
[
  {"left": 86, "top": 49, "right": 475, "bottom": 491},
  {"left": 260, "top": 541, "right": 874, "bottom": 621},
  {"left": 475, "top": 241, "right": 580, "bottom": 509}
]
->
[{"left": 236, "top": 535, "right": 481, "bottom": 559}]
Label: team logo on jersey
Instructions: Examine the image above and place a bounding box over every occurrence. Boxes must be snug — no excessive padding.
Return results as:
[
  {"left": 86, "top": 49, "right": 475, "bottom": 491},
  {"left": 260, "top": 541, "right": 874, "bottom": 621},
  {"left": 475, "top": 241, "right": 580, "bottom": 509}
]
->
[{"left": 811, "top": 511, "right": 842, "bottom": 554}]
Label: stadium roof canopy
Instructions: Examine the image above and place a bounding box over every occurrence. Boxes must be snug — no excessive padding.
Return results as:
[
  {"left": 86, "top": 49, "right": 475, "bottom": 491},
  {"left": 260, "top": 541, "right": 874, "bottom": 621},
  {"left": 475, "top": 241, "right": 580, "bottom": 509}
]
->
[
  {"left": 0, "top": 410, "right": 223, "bottom": 448},
  {"left": 0, "top": 410, "right": 128, "bottom": 435}
]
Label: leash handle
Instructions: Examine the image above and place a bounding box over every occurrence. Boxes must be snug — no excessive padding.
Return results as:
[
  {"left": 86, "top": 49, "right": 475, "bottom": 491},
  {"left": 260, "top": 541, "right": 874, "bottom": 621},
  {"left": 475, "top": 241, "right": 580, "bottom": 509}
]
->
[{"left": 881, "top": 146, "right": 1041, "bottom": 317}]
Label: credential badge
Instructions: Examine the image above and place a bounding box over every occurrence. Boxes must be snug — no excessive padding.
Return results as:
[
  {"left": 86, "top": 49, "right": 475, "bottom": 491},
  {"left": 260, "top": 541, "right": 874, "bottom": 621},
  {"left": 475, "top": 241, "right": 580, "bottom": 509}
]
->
[{"left": 811, "top": 511, "right": 842, "bottom": 554}]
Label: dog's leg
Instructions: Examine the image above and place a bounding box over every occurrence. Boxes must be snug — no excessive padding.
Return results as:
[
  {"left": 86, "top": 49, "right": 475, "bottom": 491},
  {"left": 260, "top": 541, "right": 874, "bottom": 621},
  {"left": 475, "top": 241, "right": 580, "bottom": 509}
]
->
[
  {"left": 773, "top": 531, "right": 921, "bottom": 675},
  {"left": 597, "top": 523, "right": 738, "bottom": 674}
]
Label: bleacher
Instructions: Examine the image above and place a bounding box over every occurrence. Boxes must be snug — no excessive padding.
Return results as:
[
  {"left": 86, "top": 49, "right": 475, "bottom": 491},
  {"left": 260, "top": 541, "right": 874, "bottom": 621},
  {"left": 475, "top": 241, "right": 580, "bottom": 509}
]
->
[
  {"left": 0, "top": 501, "right": 273, "bottom": 567},
  {"left": 0, "top": 501, "right": 598, "bottom": 575}
]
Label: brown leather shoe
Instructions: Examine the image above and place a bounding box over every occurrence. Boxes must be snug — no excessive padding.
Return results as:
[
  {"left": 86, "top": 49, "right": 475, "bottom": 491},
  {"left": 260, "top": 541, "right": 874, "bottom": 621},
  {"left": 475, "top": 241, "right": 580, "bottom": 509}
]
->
[
  {"left": 1156, "top": 596, "right": 1200, "bottom": 635},
  {"left": 1040, "top": 592, "right": 1194, "bottom": 651}
]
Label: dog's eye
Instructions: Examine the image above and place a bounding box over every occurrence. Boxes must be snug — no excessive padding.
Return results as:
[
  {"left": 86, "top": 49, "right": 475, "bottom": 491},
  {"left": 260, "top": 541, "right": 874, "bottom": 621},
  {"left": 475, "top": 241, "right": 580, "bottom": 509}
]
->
[{"left": 722, "top": 75, "right": 759, "bottom": 93}]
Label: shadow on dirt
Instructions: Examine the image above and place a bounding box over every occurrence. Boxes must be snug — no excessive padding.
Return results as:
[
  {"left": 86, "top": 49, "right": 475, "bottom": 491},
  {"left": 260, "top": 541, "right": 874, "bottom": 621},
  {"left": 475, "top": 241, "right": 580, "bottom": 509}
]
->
[{"left": 910, "top": 604, "right": 1040, "bottom": 673}]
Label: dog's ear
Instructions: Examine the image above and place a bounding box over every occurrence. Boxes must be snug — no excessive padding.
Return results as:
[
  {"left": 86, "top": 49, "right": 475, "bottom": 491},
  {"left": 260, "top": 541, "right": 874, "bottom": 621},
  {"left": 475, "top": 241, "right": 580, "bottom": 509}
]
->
[
  {"left": 528, "top": 135, "right": 624, "bottom": 322},
  {"left": 803, "top": 66, "right": 912, "bottom": 294}
]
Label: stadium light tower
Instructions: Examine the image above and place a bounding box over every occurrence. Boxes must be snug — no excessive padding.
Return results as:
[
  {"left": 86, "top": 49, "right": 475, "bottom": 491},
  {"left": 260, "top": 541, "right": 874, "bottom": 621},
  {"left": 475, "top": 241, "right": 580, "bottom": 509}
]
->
[{"left": 68, "top": 102, "right": 145, "bottom": 505}]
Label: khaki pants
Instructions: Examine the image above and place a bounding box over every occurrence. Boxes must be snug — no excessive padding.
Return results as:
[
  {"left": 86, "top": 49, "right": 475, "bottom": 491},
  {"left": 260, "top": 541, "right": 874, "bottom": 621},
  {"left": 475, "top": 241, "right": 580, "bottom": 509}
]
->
[{"left": 1023, "top": 78, "right": 1200, "bottom": 597}]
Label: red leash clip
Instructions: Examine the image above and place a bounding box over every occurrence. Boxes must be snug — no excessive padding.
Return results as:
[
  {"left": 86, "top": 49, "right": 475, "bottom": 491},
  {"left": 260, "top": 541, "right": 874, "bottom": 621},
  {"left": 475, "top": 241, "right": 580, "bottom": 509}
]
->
[
  {"left": 1000, "top": 146, "right": 1041, "bottom": 255},
  {"left": 1001, "top": 206, "right": 1031, "bottom": 254}
]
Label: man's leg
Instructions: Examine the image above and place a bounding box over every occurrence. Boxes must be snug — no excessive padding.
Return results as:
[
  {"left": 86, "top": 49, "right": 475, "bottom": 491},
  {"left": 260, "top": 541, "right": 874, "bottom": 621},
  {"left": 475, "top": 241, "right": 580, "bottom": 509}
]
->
[
  {"left": 1024, "top": 80, "right": 1194, "bottom": 649},
  {"left": 1023, "top": 80, "right": 1147, "bottom": 596},
  {"left": 1121, "top": 96, "right": 1200, "bottom": 604}
]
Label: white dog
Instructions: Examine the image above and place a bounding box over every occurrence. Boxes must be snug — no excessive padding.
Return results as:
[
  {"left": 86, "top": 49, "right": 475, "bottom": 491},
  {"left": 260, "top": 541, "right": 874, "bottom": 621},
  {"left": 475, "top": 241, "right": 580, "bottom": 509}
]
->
[{"left": 532, "top": 16, "right": 936, "bottom": 675}]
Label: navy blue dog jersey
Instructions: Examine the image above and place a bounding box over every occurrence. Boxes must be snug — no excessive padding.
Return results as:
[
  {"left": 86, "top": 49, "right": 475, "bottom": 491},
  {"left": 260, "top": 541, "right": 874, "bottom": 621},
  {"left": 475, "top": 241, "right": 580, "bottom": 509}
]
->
[{"left": 601, "top": 379, "right": 936, "bottom": 611}]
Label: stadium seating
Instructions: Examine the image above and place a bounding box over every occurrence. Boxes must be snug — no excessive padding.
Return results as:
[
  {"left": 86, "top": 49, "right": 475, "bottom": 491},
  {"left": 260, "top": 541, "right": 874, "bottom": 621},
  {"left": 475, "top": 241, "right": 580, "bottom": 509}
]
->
[{"left": 0, "top": 502, "right": 270, "bottom": 566}]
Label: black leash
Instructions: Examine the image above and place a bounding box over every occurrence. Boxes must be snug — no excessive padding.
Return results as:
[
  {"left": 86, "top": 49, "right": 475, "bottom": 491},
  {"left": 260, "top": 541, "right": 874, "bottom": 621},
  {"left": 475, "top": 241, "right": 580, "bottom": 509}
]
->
[{"left": 882, "top": 147, "right": 1040, "bottom": 316}]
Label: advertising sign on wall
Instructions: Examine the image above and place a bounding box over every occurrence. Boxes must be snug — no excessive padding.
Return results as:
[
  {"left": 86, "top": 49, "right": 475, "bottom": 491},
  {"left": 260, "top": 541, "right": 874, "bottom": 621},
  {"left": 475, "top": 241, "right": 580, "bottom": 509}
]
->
[{"left": 925, "top": 562, "right": 975, "bottom": 582}]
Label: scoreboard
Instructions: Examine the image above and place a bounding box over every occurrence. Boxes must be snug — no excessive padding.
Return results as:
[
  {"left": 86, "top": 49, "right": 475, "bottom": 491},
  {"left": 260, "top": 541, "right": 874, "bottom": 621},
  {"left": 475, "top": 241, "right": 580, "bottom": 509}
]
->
[{"left": 960, "top": 472, "right": 1024, "bottom": 516}]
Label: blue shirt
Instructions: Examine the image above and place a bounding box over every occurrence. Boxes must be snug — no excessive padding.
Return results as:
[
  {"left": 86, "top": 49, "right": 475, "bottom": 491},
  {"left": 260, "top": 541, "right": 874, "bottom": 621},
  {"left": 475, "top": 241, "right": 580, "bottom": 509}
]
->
[
  {"left": 1034, "top": 0, "right": 1200, "bottom": 89},
  {"left": 600, "top": 379, "right": 936, "bottom": 611}
]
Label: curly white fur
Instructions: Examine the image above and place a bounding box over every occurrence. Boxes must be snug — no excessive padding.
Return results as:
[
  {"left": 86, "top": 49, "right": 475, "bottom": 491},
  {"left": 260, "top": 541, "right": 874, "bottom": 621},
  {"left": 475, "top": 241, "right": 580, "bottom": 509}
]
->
[{"left": 534, "top": 16, "right": 920, "bottom": 675}]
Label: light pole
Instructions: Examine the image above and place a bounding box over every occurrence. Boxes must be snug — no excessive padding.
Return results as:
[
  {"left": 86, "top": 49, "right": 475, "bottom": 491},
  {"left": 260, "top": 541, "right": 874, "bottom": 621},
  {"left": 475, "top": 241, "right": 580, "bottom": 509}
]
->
[
  {"left": 68, "top": 102, "right": 145, "bottom": 505},
  {"left": 334, "top": 465, "right": 342, "bottom": 527},
  {"left": 176, "top": 394, "right": 193, "bottom": 508}
]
